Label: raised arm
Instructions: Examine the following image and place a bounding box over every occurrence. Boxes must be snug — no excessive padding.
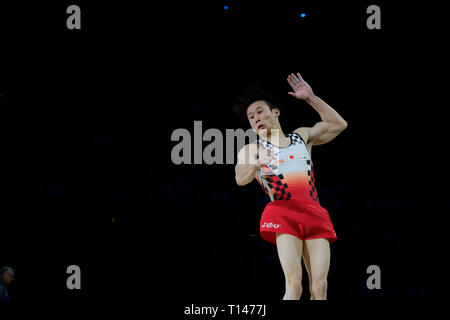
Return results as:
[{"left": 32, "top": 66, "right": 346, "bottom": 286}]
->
[{"left": 287, "top": 72, "right": 348, "bottom": 145}]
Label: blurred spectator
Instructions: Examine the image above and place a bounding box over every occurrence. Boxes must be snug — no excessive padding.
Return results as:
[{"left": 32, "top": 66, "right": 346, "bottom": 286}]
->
[{"left": 0, "top": 266, "right": 15, "bottom": 301}]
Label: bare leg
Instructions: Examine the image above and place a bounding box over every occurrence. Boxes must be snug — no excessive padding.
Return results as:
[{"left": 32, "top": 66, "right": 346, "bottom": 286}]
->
[
  {"left": 275, "top": 233, "right": 304, "bottom": 300},
  {"left": 302, "top": 245, "right": 315, "bottom": 300},
  {"left": 305, "top": 238, "right": 330, "bottom": 300}
]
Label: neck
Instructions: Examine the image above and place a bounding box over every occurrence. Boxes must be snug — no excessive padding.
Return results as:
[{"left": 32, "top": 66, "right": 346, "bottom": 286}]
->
[{"left": 262, "top": 127, "right": 286, "bottom": 144}]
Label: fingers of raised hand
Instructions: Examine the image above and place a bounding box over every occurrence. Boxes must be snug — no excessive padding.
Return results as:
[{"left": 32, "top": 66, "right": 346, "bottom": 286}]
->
[
  {"left": 287, "top": 73, "right": 303, "bottom": 90},
  {"left": 291, "top": 73, "right": 302, "bottom": 85},
  {"left": 287, "top": 76, "right": 296, "bottom": 90}
]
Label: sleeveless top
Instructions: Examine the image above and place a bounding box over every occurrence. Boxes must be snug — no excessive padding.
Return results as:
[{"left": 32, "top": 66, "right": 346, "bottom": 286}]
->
[{"left": 254, "top": 132, "right": 320, "bottom": 203}]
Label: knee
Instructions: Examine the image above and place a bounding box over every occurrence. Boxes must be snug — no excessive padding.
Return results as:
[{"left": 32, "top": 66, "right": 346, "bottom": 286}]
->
[
  {"left": 286, "top": 275, "right": 303, "bottom": 293},
  {"left": 311, "top": 279, "right": 327, "bottom": 298}
]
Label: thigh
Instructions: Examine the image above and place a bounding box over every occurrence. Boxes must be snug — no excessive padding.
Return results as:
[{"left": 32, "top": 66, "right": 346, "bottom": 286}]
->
[
  {"left": 302, "top": 245, "right": 312, "bottom": 280},
  {"left": 305, "top": 238, "right": 330, "bottom": 282},
  {"left": 276, "top": 233, "right": 304, "bottom": 279}
]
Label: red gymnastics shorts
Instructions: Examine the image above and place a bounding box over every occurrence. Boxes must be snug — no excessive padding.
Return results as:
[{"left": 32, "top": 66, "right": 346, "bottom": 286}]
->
[{"left": 260, "top": 199, "right": 337, "bottom": 245}]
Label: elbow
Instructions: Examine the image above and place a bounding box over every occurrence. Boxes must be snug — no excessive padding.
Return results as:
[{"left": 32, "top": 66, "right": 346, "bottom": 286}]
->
[
  {"left": 337, "top": 121, "right": 348, "bottom": 131},
  {"left": 329, "top": 121, "right": 347, "bottom": 133},
  {"left": 235, "top": 175, "right": 248, "bottom": 186},
  {"left": 329, "top": 122, "right": 347, "bottom": 136}
]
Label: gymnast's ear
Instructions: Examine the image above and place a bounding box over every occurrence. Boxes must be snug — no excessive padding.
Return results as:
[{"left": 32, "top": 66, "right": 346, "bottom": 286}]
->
[{"left": 273, "top": 108, "right": 281, "bottom": 116}]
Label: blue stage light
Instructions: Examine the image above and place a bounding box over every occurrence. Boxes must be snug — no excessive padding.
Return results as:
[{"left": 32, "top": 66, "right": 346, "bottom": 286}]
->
[
  {"left": 224, "top": 5, "right": 229, "bottom": 10},
  {"left": 300, "top": 13, "right": 306, "bottom": 18}
]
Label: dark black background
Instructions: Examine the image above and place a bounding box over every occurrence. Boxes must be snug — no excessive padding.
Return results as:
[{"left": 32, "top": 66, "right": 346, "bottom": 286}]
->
[{"left": 0, "top": 0, "right": 448, "bottom": 305}]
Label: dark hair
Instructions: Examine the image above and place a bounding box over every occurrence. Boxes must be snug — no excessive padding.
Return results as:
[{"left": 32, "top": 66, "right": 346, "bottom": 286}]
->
[
  {"left": 233, "top": 85, "right": 283, "bottom": 124},
  {"left": 0, "top": 266, "right": 14, "bottom": 277}
]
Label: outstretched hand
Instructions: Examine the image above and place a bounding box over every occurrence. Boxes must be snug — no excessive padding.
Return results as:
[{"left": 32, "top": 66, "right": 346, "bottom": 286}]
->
[{"left": 287, "top": 73, "right": 314, "bottom": 101}]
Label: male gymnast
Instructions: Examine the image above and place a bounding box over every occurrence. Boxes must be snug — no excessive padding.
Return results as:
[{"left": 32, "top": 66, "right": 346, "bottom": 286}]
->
[{"left": 235, "top": 73, "right": 347, "bottom": 300}]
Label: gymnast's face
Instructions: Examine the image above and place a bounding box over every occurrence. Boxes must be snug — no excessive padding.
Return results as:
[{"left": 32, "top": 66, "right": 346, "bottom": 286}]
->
[
  {"left": 1, "top": 269, "right": 14, "bottom": 285},
  {"left": 246, "top": 100, "right": 280, "bottom": 135}
]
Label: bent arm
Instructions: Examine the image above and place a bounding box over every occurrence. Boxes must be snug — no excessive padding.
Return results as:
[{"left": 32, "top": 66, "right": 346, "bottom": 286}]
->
[
  {"left": 306, "top": 95, "right": 348, "bottom": 127},
  {"left": 235, "top": 144, "right": 260, "bottom": 186},
  {"left": 295, "top": 121, "right": 347, "bottom": 146},
  {"left": 235, "top": 163, "right": 260, "bottom": 186},
  {"left": 295, "top": 95, "right": 348, "bottom": 145}
]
